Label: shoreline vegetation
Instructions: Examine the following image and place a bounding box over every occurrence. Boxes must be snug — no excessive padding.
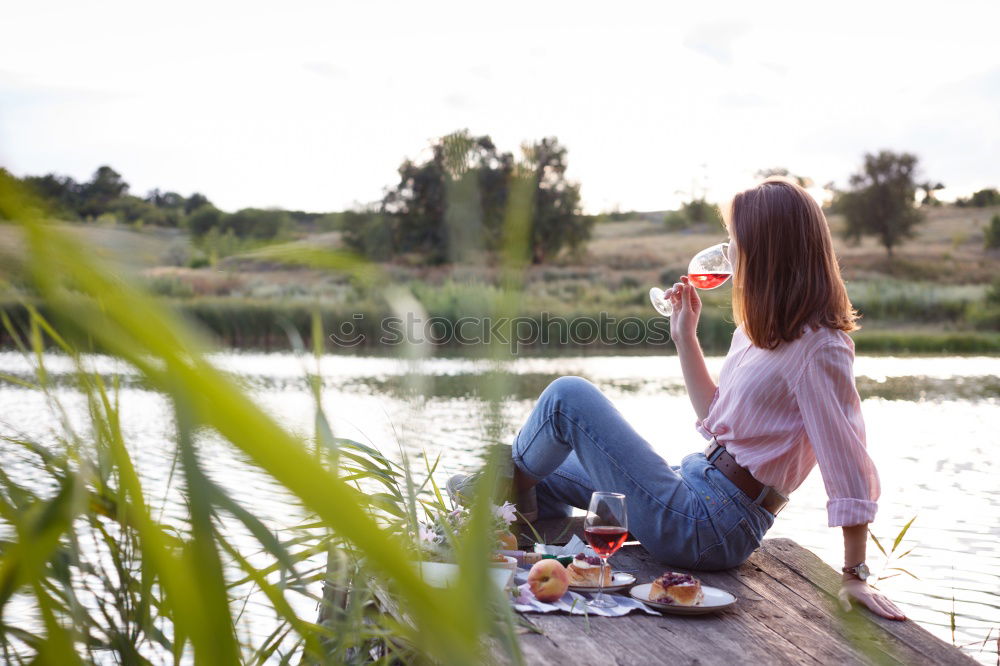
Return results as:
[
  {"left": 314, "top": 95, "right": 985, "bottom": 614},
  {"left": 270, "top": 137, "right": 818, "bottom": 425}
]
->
[
  {"left": 3, "top": 298, "right": 1000, "bottom": 355},
  {"left": 2, "top": 206, "right": 1000, "bottom": 355},
  {"left": 3, "top": 149, "right": 999, "bottom": 356}
]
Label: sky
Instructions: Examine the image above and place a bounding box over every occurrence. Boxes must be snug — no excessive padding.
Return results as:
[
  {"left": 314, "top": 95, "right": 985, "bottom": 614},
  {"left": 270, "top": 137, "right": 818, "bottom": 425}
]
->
[{"left": 2, "top": 0, "right": 999, "bottom": 214}]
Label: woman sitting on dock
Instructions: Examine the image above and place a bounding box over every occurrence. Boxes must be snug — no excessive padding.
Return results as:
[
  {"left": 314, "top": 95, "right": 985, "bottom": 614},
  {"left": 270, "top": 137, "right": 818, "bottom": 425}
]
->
[{"left": 452, "top": 178, "right": 906, "bottom": 621}]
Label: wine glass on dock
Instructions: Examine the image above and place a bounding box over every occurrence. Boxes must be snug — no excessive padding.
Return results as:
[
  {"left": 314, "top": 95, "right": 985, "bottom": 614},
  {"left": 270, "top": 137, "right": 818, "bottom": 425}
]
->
[
  {"left": 584, "top": 491, "right": 629, "bottom": 608},
  {"left": 649, "top": 242, "right": 733, "bottom": 317}
]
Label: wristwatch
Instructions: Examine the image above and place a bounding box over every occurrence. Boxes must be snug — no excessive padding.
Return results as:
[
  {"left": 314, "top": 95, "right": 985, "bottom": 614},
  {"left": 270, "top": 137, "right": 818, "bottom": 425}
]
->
[{"left": 841, "top": 562, "right": 871, "bottom": 581}]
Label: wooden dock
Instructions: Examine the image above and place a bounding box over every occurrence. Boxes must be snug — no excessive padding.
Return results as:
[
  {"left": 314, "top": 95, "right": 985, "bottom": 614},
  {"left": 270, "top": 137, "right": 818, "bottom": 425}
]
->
[
  {"left": 319, "top": 517, "right": 976, "bottom": 665},
  {"left": 513, "top": 518, "right": 976, "bottom": 665}
]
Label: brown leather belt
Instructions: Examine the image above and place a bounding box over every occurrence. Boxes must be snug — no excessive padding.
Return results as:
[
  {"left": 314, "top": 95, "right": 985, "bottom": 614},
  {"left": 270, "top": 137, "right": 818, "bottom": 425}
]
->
[{"left": 704, "top": 438, "right": 789, "bottom": 516}]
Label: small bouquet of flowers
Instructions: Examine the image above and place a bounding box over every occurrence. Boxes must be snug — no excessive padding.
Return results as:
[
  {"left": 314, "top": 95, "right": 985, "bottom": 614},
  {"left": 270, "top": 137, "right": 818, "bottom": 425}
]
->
[{"left": 413, "top": 501, "right": 519, "bottom": 562}]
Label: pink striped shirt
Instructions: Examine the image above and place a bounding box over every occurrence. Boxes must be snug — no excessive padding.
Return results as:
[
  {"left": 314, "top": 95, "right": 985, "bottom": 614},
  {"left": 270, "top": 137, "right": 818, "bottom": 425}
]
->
[{"left": 695, "top": 325, "right": 880, "bottom": 527}]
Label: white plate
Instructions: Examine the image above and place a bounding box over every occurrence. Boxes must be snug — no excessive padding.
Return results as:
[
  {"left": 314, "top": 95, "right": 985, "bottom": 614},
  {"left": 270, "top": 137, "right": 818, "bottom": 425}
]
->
[
  {"left": 567, "top": 571, "right": 637, "bottom": 592},
  {"left": 629, "top": 582, "right": 737, "bottom": 614}
]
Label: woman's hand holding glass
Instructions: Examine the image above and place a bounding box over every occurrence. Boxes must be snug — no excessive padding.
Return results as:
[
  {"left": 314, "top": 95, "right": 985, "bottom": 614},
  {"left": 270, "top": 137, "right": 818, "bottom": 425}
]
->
[
  {"left": 649, "top": 242, "right": 732, "bottom": 346},
  {"left": 667, "top": 276, "right": 703, "bottom": 345}
]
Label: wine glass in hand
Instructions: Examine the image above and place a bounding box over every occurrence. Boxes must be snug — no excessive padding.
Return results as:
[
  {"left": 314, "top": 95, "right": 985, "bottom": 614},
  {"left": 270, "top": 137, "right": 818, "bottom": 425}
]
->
[
  {"left": 584, "top": 492, "right": 629, "bottom": 608},
  {"left": 649, "top": 242, "right": 733, "bottom": 317}
]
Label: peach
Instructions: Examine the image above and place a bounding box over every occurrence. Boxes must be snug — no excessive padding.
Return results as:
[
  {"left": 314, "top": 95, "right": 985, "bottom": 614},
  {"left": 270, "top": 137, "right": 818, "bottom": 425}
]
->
[{"left": 527, "top": 558, "right": 569, "bottom": 602}]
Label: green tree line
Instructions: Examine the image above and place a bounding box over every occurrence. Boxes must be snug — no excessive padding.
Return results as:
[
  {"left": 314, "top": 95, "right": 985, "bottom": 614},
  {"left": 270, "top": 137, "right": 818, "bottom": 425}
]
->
[
  {"left": 3, "top": 130, "right": 593, "bottom": 265},
  {"left": 3, "top": 164, "right": 299, "bottom": 240},
  {"left": 344, "top": 130, "right": 591, "bottom": 264}
]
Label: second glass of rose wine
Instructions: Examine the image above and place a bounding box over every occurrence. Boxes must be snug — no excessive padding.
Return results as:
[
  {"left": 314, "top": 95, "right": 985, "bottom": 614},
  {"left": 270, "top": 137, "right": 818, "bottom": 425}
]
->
[
  {"left": 584, "top": 491, "right": 628, "bottom": 608},
  {"left": 649, "top": 242, "right": 733, "bottom": 317}
]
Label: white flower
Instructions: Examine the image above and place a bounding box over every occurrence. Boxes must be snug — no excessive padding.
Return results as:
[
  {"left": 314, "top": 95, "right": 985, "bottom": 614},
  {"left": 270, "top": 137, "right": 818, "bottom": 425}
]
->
[
  {"left": 494, "top": 501, "right": 517, "bottom": 525},
  {"left": 418, "top": 523, "right": 437, "bottom": 543}
]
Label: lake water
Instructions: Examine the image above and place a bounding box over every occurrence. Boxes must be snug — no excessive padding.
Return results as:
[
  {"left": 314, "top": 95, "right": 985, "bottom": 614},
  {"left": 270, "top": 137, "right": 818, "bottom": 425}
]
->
[{"left": 1, "top": 351, "right": 998, "bottom": 663}]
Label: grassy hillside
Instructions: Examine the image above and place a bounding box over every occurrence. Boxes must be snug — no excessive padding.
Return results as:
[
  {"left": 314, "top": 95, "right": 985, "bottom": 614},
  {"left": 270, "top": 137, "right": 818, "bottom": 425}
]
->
[{"left": 2, "top": 206, "right": 999, "bottom": 353}]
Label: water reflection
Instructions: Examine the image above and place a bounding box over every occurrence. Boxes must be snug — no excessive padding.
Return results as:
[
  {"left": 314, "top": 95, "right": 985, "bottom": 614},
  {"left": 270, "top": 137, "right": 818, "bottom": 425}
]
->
[
  {"left": 312, "top": 372, "right": 1000, "bottom": 403},
  {"left": 1, "top": 351, "right": 998, "bottom": 663},
  {"left": 4, "top": 368, "right": 998, "bottom": 404}
]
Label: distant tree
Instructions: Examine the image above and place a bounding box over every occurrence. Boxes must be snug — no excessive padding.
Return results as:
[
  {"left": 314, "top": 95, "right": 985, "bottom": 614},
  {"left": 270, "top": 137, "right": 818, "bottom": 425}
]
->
[
  {"left": 284, "top": 210, "right": 325, "bottom": 227},
  {"left": 918, "top": 181, "right": 945, "bottom": 206},
  {"left": 146, "top": 189, "right": 185, "bottom": 210},
  {"left": 380, "top": 139, "right": 449, "bottom": 262},
  {"left": 315, "top": 211, "right": 347, "bottom": 232},
  {"left": 969, "top": 188, "right": 1000, "bottom": 207},
  {"left": 110, "top": 196, "right": 170, "bottom": 226},
  {"left": 79, "top": 166, "right": 129, "bottom": 218},
  {"left": 521, "top": 137, "right": 587, "bottom": 264},
  {"left": 222, "top": 208, "right": 290, "bottom": 239},
  {"left": 472, "top": 137, "right": 516, "bottom": 253},
  {"left": 840, "top": 151, "right": 924, "bottom": 258},
  {"left": 365, "top": 130, "right": 586, "bottom": 264},
  {"left": 18, "top": 166, "right": 223, "bottom": 227},
  {"left": 22, "top": 173, "right": 84, "bottom": 219},
  {"left": 143, "top": 190, "right": 186, "bottom": 226},
  {"left": 341, "top": 209, "right": 394, "bottom": 261},
  {"left": 187, "top": 205, "right": 224, "bottom": 236},
  {"left": 184, "top": 192, "right": 211, "bottom": 214},
  {"left": 663, "top": 197, "right": 722, "bottom": 231},
  {"left": 755, "top": 167, "right": 813, "bottom": 188},
  {"left": 985, "top": 214, "right": 1000, "bottom": 250}
]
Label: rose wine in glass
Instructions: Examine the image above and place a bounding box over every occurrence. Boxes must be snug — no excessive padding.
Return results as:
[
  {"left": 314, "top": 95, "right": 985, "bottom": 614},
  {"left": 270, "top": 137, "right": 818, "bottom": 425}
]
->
[
  {"left": 649, "top": 242, "right": 733, "bottom": 317},
  {"left": 584, "top": 491, "right": 628, "bottom": 608}
]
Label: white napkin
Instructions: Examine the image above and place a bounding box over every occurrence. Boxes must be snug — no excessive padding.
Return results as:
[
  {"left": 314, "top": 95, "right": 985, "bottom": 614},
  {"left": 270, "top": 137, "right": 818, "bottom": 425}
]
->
[
  {"left": 533, "top": 534, "right": 589, "bottom": 557},
  {"left": 511, "top": 570, "right": 659, "bottom": 617}
]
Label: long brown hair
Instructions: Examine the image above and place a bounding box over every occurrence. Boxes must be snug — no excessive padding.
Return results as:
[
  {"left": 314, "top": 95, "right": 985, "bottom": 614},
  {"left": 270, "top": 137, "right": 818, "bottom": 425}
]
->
[{"left": 724, "top": 178, "right": 858, "bottom": 349}]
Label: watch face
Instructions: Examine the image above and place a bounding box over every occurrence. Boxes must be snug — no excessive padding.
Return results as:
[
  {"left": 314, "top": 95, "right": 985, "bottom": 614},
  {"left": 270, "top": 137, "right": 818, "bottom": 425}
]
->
[{"left": 857, "top": 563, "right": 870, "bottom": 580}]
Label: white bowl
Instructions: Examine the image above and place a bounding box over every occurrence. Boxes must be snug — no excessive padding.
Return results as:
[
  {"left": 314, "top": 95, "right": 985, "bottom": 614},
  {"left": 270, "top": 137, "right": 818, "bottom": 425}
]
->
[
  {"left": 489, "top": 555, "right": 518, "bottom": 574},
  {"left": 415, "top": 561, "right": 513, "bottom": 592}
]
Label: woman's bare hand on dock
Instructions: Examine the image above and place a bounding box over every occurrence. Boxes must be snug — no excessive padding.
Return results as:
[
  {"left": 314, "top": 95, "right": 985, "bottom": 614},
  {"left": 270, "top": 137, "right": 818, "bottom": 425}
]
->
[{"left": 839, "top": 579, "right": 907, "bottom": 621}]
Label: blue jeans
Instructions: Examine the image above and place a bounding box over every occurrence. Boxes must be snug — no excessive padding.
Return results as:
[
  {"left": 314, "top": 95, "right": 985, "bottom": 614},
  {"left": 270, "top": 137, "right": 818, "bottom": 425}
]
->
[{"left": 512, "top": 376, "right": 775, "bottom": 571}]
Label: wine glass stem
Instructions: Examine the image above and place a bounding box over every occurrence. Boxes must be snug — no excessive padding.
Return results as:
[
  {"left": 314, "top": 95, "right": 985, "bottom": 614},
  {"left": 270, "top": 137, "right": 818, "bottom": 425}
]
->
[{"left": 597, "top": 556, "right": 608, "bottom": 602}]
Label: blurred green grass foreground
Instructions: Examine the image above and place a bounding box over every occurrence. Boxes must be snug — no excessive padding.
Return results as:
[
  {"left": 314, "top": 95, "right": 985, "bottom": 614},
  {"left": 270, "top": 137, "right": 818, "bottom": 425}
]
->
[{"left": 0, "top": 167, "right": 531, "bottom": 663}]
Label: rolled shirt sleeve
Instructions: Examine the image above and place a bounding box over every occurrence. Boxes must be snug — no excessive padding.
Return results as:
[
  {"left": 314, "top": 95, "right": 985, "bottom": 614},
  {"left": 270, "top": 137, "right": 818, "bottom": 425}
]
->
[{"left": 794, "top": 341, "right": 879, "bottom": 527}]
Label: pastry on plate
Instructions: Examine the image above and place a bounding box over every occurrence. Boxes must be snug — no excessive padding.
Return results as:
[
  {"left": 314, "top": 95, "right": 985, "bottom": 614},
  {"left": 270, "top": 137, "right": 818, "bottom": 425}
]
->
[
  {"left": 649, "top": 571, "right": 703, "bottom": 606},
  {"left": 566, "top": 553, "right": 612, "bottom": 586}
]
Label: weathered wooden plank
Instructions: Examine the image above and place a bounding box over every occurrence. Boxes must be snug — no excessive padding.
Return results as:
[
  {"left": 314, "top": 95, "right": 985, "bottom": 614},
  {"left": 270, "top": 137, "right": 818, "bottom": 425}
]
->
[
  {"left": 729, "top": 549, "right": 909, "bottom": 664},
  {"left": 671, "top": 559, "right": 877, "bottom": 664},
  {"left": 331, "top": 530, "right": 975, "bottom": 665},
  {"left": 520, "top": 614, "right": 688, "bottom": 665},
  {"left": 508, "top": 537, "right": 975, "bottom": 666},
  {"left": 521, "top": 605, "right": 818, "bottom": 665},
  {"left": 757, "top": 539, "right": 978, "bottom": 665}
]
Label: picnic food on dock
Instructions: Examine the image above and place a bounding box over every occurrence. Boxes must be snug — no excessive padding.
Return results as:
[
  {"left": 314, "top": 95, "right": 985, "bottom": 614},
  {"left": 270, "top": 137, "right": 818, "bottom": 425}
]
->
[
  {"left": 649, "top": 572, "right": 704, "bottom": 606},
  {"left": 566, "top": 553, "right": 612, "bottom": 586},
  {"left": 527, "top": 559, "right": 570, "bottom": 602}
]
